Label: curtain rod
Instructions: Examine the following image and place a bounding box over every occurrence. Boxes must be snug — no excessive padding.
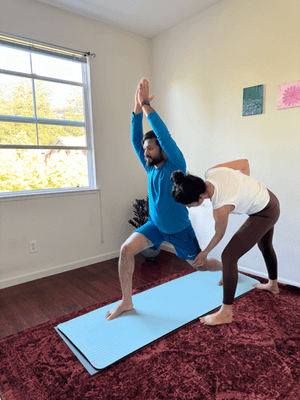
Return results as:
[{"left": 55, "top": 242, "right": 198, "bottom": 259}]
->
[{"left": 0, "top": 31, "right": 96, "bottom": 58}]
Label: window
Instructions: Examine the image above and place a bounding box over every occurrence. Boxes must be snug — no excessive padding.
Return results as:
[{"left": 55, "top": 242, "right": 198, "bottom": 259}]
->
[{"left": 0, "top": 32, "right": 97, "bottom": 197}]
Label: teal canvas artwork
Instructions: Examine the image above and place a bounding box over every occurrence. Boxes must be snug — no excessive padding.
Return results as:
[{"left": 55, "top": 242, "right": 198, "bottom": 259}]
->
[{"left": 243, "top": 84, "right": 263, "bottom": 116}]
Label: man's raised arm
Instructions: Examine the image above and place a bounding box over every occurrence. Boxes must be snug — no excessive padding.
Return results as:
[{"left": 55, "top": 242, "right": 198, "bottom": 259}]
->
[
  {"left": 131, "top": 82, "right": 146, "bottom": 168},
  {"left": 138, "top": 78, "right": 186, "bottom": 171}
]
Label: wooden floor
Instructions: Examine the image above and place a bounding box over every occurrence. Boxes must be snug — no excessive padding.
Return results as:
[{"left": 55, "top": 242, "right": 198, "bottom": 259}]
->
[{"left": 0, "top": 250, "right": 192, "bottom": 340}]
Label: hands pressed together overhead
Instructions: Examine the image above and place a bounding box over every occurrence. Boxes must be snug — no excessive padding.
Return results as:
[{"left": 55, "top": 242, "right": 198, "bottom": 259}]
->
[{"left": 135, "top": 78, "right": 155, "bottom": 111}]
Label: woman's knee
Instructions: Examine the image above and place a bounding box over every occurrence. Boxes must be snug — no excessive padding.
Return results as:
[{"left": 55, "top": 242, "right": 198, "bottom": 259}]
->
[
  {"left": 221, "top": 247, "right": 239, "bottom": 265},
  {"left": 258, "top": 240, "right": 274, "bottom": 255},
  {"left": 257, "top": 241, "right": 266, "bottom": 253}
]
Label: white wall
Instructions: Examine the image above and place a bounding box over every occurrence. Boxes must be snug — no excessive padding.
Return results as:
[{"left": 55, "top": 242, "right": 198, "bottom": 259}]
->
[
  {"left": 0, "top": 0, "right": 151, "bottom": 288},
  {"left": 153, "top": 0, "right": 300, "bottom": 286}
]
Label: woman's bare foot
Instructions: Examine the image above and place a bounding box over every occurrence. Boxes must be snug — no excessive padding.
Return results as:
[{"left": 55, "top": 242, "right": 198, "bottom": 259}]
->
[
  {"left": 105, "top": 300, "right": 133, "bottom": 321},
  {"left": 200, "top": 304, "right": 232, "bottom": 326},
  {"left": 252, "top": 279, "right": 279, "bottom": 294}
]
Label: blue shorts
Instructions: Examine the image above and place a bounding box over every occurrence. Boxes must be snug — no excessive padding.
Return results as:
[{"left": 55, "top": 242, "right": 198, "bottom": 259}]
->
[{"left": 135, "top": 221, "right": 201, "bottom": 260}]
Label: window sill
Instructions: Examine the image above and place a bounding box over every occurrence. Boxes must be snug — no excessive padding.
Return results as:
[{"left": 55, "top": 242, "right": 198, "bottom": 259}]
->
[{"left": 0, "top": 187, "right": 100, "bottom": 202}]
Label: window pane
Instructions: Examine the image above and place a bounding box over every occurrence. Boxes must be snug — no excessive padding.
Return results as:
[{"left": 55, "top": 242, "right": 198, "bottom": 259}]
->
[
  {"left": 0, "top": 45, "right": 31, "bottom": 74},
  {"left": 0, "top": 149, "right": 89, "bottom": 192},
  {"left": 32, "top": 53, "right": 83, "bottom": 82},
  {"left": 0, "top": 74, "right": 34, "bottom": 117},
  {"left": 0, "top": 122, "right": 37, "bottom": 145},
  {"left": 35, "top": 80, "right": 84, "bottom": 121},
  {"left": 38, "top": 125, "right": 86, "bottom": 146}
]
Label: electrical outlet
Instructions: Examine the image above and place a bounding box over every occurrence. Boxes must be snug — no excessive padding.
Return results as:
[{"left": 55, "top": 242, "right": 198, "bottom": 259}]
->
[{"left": 30, "top": 240, "right": 37, "bottom": 253}]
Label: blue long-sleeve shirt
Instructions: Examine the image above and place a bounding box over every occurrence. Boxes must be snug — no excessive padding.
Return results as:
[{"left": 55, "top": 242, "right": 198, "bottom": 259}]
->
[{"left": 131, "top": 111, "right": 191, "bottom": 234}]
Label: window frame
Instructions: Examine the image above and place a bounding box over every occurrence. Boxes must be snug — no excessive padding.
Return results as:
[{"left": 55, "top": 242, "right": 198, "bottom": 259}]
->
[{"left": 0, "top": 32, "right": 97, "bottom": 198}]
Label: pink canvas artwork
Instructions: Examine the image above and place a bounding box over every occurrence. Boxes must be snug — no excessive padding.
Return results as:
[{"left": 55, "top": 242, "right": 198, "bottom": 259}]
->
[{"left": 277, "top": 80, "right": 300, "bottom": 109}]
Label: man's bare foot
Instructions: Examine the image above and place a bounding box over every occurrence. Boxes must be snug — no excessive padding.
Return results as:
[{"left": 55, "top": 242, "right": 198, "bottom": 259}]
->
[
  {"left": 252, "top": 280, "right": 279, "bottom": 294},
  {"left": 200, "top": 304, "right": 232, "bottom": 326},
  {"left": 105, "top": 301, "right": 133, "bottom": 321}
]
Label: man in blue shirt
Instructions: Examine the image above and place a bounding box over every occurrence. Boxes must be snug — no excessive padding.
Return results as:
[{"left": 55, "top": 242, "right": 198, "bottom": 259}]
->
[{"left": 106, "top": 78, "right": 221, "bottom": 321}]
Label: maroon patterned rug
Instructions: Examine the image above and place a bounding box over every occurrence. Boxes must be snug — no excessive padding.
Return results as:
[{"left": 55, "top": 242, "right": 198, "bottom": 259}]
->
[{"left": 0, "top": 268, "right": 300, "bottom": 400}]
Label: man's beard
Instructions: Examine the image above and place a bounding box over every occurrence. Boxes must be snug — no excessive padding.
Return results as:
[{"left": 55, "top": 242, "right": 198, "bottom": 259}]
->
[{"left": 145, "top": 150, "right": 164, "bottom": 167}]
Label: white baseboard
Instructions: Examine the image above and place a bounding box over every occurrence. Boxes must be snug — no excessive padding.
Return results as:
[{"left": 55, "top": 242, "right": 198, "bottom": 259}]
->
[
  {"left": 237, "top": 265, "right": 300, "bottom": 288},
  {"left": 0, "top": 250, "right": 120, "bottom": 289}
]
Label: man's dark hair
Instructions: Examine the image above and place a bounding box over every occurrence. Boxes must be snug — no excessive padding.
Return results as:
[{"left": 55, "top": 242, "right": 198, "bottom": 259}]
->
[{"left": 142, "top": 130, "right": 161, "bottom": 148}]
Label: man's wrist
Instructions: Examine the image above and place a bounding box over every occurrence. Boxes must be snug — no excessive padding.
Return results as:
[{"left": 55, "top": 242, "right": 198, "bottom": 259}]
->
[
  {"left": 134, "top": 105, "right": 143, "bottom": 114},
  {"left": 141, "top": 100, "right": 150, "bottom": 107}
]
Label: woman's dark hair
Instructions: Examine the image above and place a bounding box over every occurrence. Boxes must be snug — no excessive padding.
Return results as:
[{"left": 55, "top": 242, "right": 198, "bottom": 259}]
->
[
  {"left": 142, "top": 130, "right": 161, "bottom": 149},
  {"left": 171, "top": 170, "right": 206, "bottom": 205}
]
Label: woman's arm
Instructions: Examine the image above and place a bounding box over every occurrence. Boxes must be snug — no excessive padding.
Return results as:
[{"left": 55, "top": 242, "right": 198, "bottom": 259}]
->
[
  {"left": 193, "top": 205, "right": 234, "bottom": 267},
  {"left": 207, "top": 159, "right": 250, "bottom": 176}
]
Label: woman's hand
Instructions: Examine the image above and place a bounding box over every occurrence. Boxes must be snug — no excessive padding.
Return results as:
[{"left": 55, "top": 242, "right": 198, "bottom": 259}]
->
[{"left": 193, "top": 251, "right": 208, "bottom": 270}]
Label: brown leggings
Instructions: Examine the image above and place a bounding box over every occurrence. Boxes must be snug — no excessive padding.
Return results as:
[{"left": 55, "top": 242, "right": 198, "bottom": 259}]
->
[{"left": 222, "top": 190, "right": 280, "bottom": 305}]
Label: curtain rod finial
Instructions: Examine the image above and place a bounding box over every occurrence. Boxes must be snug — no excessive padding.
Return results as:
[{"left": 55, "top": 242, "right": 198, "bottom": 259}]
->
[{"left": 85, "top": 52, "right": 96, "bottom": 58}]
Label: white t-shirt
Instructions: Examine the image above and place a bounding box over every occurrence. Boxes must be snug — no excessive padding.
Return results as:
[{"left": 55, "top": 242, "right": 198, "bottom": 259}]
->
[{"left": 205, "top": 167, "right": 270, "bottom": 215}]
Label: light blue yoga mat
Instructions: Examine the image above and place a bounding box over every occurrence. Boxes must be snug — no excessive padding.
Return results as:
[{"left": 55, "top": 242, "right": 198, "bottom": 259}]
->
[{"left": 56, "top": 271, "right": 259, "bottom": 374}]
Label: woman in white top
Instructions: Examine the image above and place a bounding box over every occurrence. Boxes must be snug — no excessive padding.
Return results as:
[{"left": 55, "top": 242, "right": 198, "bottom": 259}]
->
[{"left": 171, "top": 159, "right": 280, "bottom": 326}]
